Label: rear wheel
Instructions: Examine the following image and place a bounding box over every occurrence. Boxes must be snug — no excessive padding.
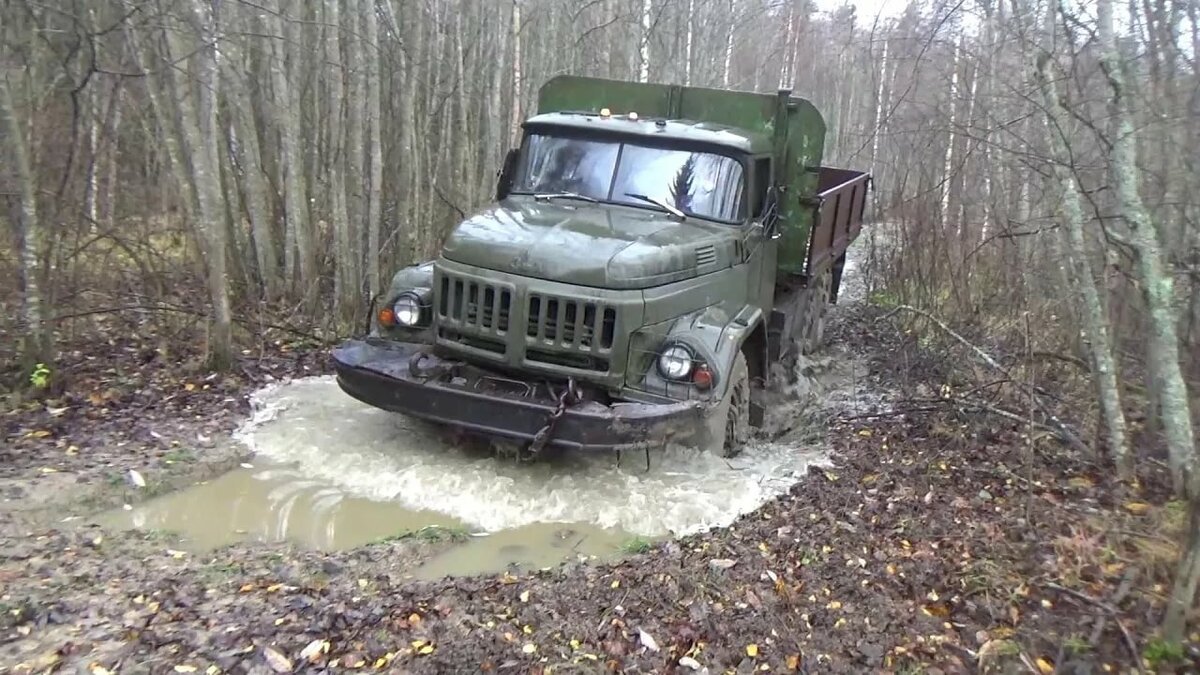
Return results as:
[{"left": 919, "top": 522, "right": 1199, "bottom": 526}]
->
[
  {"left": 801, "top": 267, "right": 833, "bottom": 354},
  {"left": 706, "top": 352, "right": 750, "bottom": 458}
]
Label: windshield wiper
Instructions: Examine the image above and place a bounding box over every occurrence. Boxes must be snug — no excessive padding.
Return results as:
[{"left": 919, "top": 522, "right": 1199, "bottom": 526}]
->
[
  {"left": 532, "top": 191, "right": 599, "bottom": 203},
  {"left": 623, "top": 192, "right": 686, "bottom": 220}
]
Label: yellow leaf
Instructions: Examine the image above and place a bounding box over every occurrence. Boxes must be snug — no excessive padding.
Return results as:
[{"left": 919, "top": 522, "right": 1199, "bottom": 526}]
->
[
  {"left": 32, "top": 430, "right": 53, "bottom": 438},
  {"left": 40, "top": 467, "right": 58, "bottom": 473},
  {"left": 174, "top": 667, "right": 198, "bottom": 673},
  {"left": 1067, "top": 476, "right": 1094, "bottom": 489},
  {"left": 265, "top": 583, "right": 282, "bottom": 592},
  {"left": 1036, "top": 657, "right": 1054, "bottom": 674},
  {"left": 1123, "top": 502, "right": 1150, "bottom": 515},
  {"left": 184, "top": 383, "right": 196, "bottom": 391},
  {"left": 408, "top": 612, "right": 422, "bottom": 626},
  {"left": 570, "top": 639, "right": 581, "bottom": 650},
  {"left": 411, "top": 640, "right": 427, "bottom": 649},
  {"left": 786, "top": 654, "right": 801, "bottom": 670},
  {"left": 857, "top": 429, "right": 872, "bottom": 437},
  {"left": 206, "top": 667, "right": 221, "bottom": 675},
  {"left": 611, "top": 579, "right": 620, "bottom": 588},
  {"left": 239, "top": 583, "right": 255, "bottom": 592},
  {"left": 746, "top": 644, "right": 759, "bottom": 657},
  {"left": 523, "top": 644, "right": 538, "bottom": 654},
  {"left": 520, "top": 590, "right": 530, "bottom": 602},
  {"left": 826, "top": 601, "right": 842, "bottom": 610},
  {"left": 523, "top": 625, "right": 533, "bottom": 634},
  {"left": 418, "top": 645, "right": 435, "bottom": 655}
]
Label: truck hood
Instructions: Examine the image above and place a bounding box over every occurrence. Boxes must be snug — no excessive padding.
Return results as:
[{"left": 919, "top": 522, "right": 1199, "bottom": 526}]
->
[{"left": 440, "top": 197, "right": 734, "bottom": 289}]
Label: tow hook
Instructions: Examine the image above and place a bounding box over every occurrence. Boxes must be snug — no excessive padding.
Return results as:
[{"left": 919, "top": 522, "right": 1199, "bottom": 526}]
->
[
  {"left": 524, "top": 377, "right": 580, "bottom": 460},
  {"left": 409, "top": 349, "right": 457, "bottom": 381}
]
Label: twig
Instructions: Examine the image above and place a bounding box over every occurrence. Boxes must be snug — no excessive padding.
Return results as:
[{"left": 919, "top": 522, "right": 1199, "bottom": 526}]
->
[
  {"left": 1089, "top": 568, "right": 1139, "bottom": 646},
  {"left": 1043, "top": 583, "right": 1144, "bottom": 674},
  {"left": 879, "top": 305, "right": 1092, "bottom": 456}
]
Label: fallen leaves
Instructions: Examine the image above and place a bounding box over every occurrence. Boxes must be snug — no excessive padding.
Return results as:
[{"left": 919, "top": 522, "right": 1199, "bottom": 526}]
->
[
  {"left": 638, "top": 628, "right": 660, "bottom": 652},
  {"left": 1122, "top": 502, "right": 1150, "bottom": 515},
  {"left": 746, "top": 644, "right": 759, "bottom": 657},
  {"left": 262, "top": 646, "right": 292, "bottom": 673},
  {"left": 300, "top": 639, "right": 330, "bottom": 662}
]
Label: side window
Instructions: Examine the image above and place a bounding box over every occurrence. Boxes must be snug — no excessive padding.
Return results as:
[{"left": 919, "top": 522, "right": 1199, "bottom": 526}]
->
[{"left": 752, "top": 158, "right": 771, "bottom": 218}]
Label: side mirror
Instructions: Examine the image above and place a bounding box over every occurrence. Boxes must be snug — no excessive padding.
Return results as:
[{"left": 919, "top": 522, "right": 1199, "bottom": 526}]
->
[{"left": 496, "top": 149, "right": 519, "bottom": 201}]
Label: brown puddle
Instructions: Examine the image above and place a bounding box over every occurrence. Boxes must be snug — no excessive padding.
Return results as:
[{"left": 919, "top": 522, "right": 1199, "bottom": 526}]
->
[{"left": 96, "top": 462, "right": 633, "bottom": 577}]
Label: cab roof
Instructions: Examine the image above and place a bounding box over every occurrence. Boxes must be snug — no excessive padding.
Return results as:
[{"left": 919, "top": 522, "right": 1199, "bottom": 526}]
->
[{"left": 523, "top": 111, "right": 772, "bottom": 155}]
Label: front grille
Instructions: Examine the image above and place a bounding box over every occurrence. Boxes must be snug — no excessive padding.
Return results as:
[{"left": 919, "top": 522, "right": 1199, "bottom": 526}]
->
[
  {"left": 437, "top": 274, "right": 512, "bottom": 332},
  {"left": 526, "top": 294, "right": 616, "bottom": 352}
]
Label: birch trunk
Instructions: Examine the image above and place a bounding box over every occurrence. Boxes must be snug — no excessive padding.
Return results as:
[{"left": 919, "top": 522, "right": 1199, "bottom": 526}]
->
[
  {"left": 365, "top": 0, "right": 384, "bottom": 295},
  {"left": 222, "top": 53, "right": 278, "bottom": 299},
  {"left": 510, "top": 0, "right": 523, "bottom": 143},
  {"left": 169, "top": 1, "right": 235, "bottom": 369},
  {"left": 722, "top": 0, "right": 735, "bottom": 88},
  {"left": 345, "top": 0, "right": 365, "bottom": 298},
  {"left": 1035, "top": 12, "right": 1129, "bottom": 472},
  {"left": 639, "top": 0, "right": 652, "bottom": 82},
  {"left": 326, "top": 0, "right": 354, "bottom": 317},
  {"left": 684, "top": 0, "right": 695, "bottom": 85},
  {"left": 1097, "top": 0, "right": 1200, "bottom": 643},
  {"left": 0, "top": 77, "right": 48, "bottom": 364},
  {"left": 267, "top": 0, "right": 313, "bottom": 298}
]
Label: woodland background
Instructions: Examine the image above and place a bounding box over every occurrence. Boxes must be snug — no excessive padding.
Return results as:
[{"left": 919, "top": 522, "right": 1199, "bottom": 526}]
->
[{"left": 2, "top": 0, "right": 1199, "bottom": 650}]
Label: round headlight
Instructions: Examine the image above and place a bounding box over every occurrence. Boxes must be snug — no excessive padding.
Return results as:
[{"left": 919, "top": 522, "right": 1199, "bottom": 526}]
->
[
  {"left": 393, "top": 293, "right": 423, "bottom": 327},
  {"left": 657, "top": 343, "right": 695, "bottom": 381}
]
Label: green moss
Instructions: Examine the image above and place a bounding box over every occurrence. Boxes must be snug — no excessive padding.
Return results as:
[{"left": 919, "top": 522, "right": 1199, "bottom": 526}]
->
[{"left": 1143, "top": 638, "right": 1185, "bottom": 667}]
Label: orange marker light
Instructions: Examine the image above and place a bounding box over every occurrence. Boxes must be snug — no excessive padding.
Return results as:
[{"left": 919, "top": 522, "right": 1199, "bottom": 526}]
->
[
  {"left": 377, "top": 307, "right": 397, "bottom": 327},
  {"left": 692, "top": 364, "right": 713, "bottom": 390}
]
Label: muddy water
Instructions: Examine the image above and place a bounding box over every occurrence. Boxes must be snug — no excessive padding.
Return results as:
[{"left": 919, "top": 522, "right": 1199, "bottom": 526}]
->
[{"left": 100, "top": 374, "right": 830, "bottom": 574}]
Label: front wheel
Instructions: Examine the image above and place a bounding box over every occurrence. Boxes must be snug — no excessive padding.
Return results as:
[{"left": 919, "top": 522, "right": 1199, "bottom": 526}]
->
[{"left": 705, "top": 352, "right": 750, "bottom": 458}]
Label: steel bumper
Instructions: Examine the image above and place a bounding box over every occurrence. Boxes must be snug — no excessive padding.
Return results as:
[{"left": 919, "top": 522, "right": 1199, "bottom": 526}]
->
[{"left": 330, "top": 339, "right": 706, "bottom": 451}]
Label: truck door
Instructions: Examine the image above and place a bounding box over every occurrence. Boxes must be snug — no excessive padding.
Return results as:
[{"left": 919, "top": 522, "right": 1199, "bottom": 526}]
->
[{"left": 743, "top": 157, "right": 778, "bottom": 314}]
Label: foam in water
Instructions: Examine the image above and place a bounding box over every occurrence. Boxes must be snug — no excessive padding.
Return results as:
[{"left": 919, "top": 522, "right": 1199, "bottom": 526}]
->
[{"left": 234, "top": 376, "right": 829, "bottom": 538}]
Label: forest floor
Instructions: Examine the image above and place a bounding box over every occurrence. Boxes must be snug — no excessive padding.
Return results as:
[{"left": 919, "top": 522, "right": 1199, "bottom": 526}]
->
[{"left": 2, "top": 304, "right": 1198, "bottom": 674}]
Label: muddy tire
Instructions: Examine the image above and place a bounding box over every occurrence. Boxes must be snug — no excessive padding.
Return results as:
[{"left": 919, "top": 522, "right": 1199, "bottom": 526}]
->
[
  {"left": 801, "top": 267, "right": 833, "bottom": 354},
  {"left": 705, "top": 352, "right": 750, "bottom": 458}
]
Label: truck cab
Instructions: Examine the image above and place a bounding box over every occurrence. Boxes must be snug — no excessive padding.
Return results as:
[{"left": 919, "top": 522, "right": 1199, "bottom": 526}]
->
[{"left": 332, "top": 76, "right": 869, "bottom": 458}]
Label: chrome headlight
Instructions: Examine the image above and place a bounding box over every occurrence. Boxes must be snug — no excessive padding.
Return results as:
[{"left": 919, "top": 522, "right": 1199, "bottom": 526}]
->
[
  {"left": 393, "top": 293, "right": 423, "bottom": 327},
  {"left": 657, "top": 343, "right": 695, "bottom": 381}
]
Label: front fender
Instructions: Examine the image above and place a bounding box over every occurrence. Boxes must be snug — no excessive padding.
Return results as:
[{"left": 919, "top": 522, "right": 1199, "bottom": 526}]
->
[
  {"left": 624, "top": 303, "right": 764, "bottom": 401},
  {"left": 373, "top": 260, "right": 436, "bottom": 342}
]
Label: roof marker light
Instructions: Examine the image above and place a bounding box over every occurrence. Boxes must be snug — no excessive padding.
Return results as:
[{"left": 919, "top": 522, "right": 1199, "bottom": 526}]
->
[
  {"left": 599, "top": 108, "right": 611, "bottom": 118},
  {"left": 628, "top": 111, "right": 639, "bottom": 121}
]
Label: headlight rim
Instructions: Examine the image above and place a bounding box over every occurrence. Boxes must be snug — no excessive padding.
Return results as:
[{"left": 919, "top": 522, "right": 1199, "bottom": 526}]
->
[
  {"left": 392, "top": 292, "right": 424, "bottom": 327},
  {"left": 656, "top": 342, "right": 696, "bottom": 381}
]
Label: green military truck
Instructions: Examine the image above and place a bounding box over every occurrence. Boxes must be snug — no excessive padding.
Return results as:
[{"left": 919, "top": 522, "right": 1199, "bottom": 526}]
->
[{"left": 332, "top": 75, "right": 869, "bottom": 457}]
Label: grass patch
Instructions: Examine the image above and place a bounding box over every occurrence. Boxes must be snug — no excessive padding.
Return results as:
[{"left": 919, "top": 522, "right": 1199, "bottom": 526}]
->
[
  {"left": 1143, "top": 638, "right": 1186, "bottom": 667},
  {"left": 163, "top": 448, "right": 196, "bottom": 464},
  {"left": 375, "top": 525, "right": 471, "bottom": 544},
  {"left": 621, "top": 537, "right": 653, "bottom": 554}
]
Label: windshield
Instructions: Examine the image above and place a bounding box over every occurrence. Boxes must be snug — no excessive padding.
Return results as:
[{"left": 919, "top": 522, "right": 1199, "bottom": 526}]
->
[{"left": 513, "top": 134, "right": 746, "bottom": 221}]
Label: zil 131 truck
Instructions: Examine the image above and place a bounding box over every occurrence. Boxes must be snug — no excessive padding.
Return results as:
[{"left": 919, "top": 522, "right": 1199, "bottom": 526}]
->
[{"left": 332, "top": 75, "right": 869, "bottom": 458}]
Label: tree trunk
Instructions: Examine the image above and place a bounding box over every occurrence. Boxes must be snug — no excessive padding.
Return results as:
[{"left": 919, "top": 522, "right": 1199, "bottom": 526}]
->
[
  {"left": 510, "top": 0, "right": 523, "bottom": 144},
  {"left": 1035, "top": 13, "right": 1129, "bottom": 472},
  {"left": 1094, "top": 0, "right": 1200, "bottom": 644},
  {"left": 0, "top": 77, "right": 48, "bottom": 366},
  {"left": 223, "top": 52, "right": 279, "bottom": 300},
  {"left": 267, "top": 0, "right": 313, "bottom": 299},
  {"left": 345, "top": 0, "right": 365, "bottom": 302},
  {"left": 365, "top": 0, "right": 384, "bottom": 295},
  {"left": 177, "top": 2, "right": 234, "bottom": 369}
]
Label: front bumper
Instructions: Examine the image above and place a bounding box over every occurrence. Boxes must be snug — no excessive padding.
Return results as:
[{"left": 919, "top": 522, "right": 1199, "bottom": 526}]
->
[{"left": 331, "top": 339, "right": 706, "bottom": 452}]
